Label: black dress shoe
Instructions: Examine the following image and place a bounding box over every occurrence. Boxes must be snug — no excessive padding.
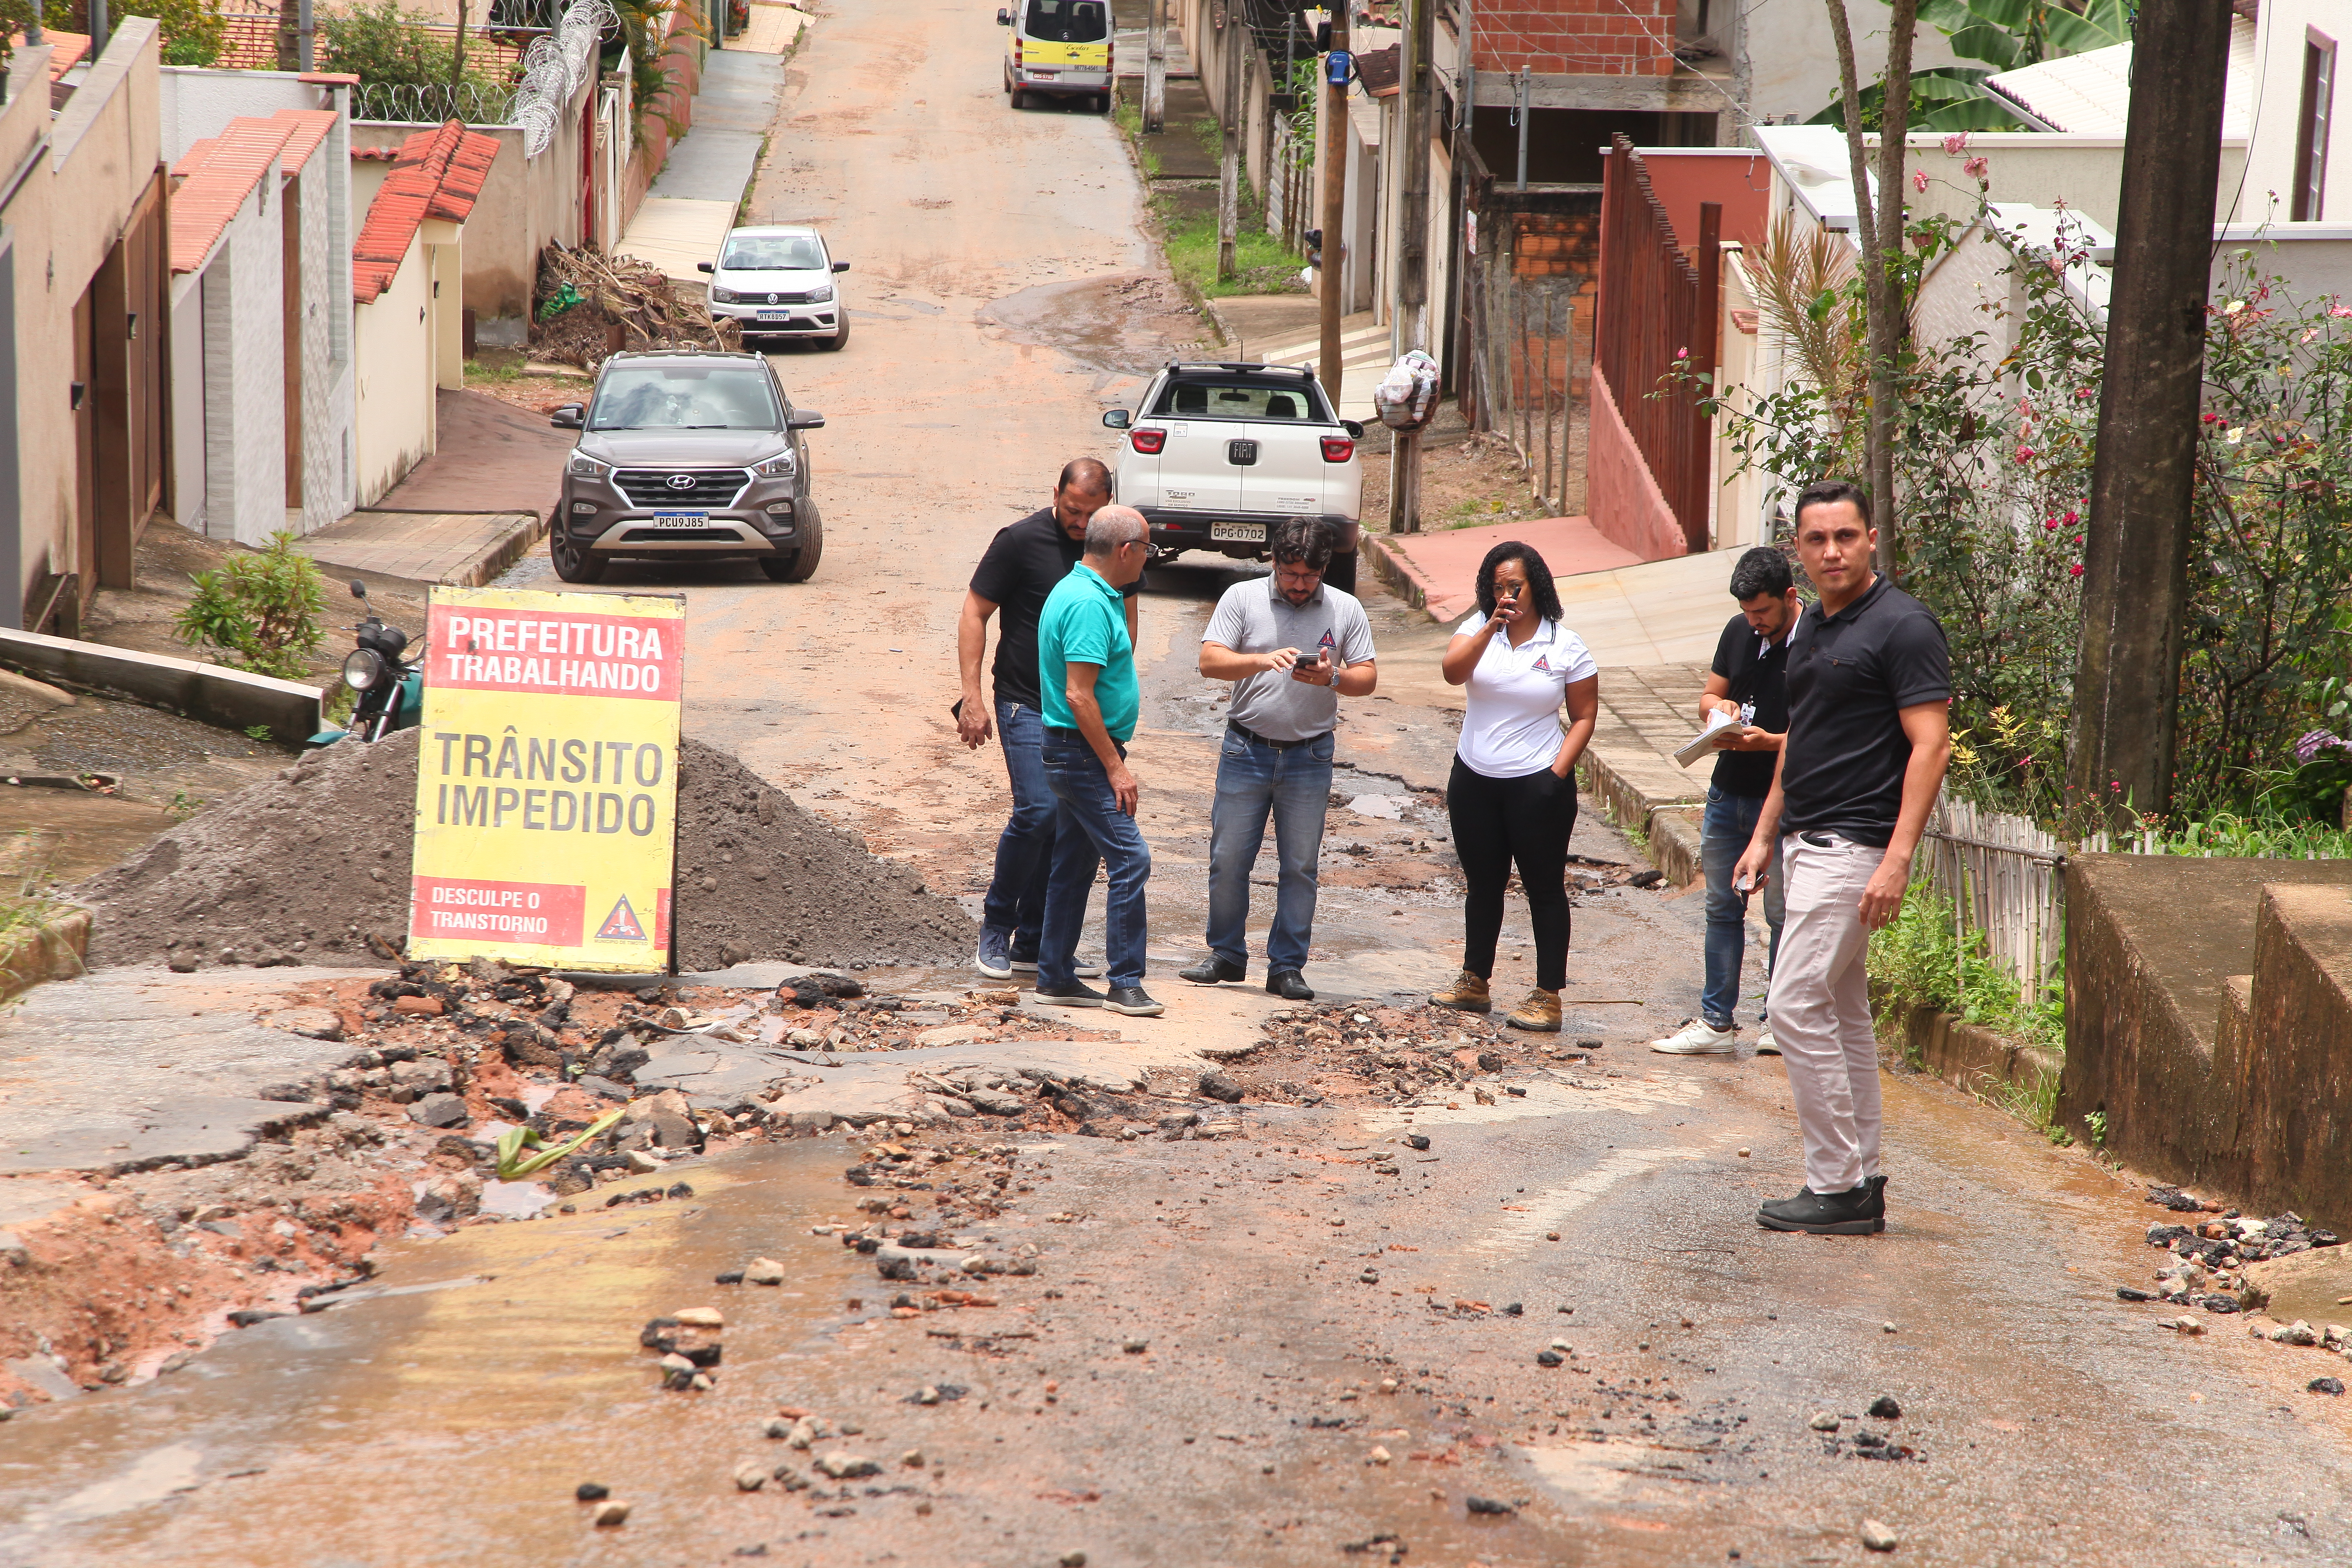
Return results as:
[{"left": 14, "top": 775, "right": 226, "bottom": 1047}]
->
[
  {"left": 1179, "top": 954, "right": 1246, "bottom": 985},
  {"left": 1756, "top": 1184, "right": 1878, "bottom": 1235},
  {"left": 1265, "top": 969, "right": 1314, "bottom": 1001},
  {"left": 1102, "top": 986, "right": 1165, "bottom": 1016},
  {"left": 1034, "top": 980, "right": 1105, "bottom": 1008}
]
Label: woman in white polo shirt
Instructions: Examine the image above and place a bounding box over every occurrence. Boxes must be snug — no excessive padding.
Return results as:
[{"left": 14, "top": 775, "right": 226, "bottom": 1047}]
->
[{"left": 1432, "top": 542, "right": 1600, "bottom": 1031}]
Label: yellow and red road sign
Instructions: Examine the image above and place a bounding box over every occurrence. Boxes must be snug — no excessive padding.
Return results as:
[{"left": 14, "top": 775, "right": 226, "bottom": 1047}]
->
[{"left": 406, "top": 585, "right": 684, "bottom": 972}]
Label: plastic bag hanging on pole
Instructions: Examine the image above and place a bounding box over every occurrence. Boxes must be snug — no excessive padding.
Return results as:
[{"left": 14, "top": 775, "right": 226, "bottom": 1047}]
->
[{"left": 1373, "top": 351, "right": 1440, "bottom": 433}]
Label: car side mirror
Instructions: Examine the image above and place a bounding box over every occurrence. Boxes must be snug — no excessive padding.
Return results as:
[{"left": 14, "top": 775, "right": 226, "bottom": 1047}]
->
[
  {"left": 786, "top": 409, "right": 825, "bottom": 430},
  {"left": 696, "top": 261, "right": 714, "bottom": 273},
  {"left": 550, "top": 403, "right": 585, "bottom": 429},
  {"left": 1101, "top": 409, "right": 1131, "bottom": 429},
  {"left": 832, "top": 260, "right": 850, "bottom": 273},
  {"left": 1341, "top": 419, "right": 1364, "bottom": 439},
  {"left": 996, "top": 8, "right": 1011, "bottom": 22}
]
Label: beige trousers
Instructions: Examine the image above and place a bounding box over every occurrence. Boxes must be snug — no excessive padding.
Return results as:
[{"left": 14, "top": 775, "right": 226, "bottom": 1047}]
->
[{"left": 1765, "top": 832, "right": 1884, "bottom": 1194}]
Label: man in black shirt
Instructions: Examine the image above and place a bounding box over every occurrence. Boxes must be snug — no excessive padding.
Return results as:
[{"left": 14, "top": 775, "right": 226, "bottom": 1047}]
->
[
  {"left": 1733, "top": 481, "right": 1952, "bottom": 1236},
  {"left": 1650, "top": 547, "right": 1798, "bottom": 1057},
  {"left": 957, "top": 459, "right": 1137, "bottom": 980}
]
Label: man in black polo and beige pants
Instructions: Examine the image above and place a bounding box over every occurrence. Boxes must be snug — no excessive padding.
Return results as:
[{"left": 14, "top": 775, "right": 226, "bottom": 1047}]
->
[{"left": 1734, "top": 481, "right": 1952, "bottom": 1236}]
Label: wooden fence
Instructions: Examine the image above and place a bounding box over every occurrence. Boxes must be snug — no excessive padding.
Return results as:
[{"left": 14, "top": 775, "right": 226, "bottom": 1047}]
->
[
  {"left": 1594, "top": 133, "right": 1715, "bottom": 553},
  {"left": 1461, "top": 252, "right": 1579, "bottom": 514}
]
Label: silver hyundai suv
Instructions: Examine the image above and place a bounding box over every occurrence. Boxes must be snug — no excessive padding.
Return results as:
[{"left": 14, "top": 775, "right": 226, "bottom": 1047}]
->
[{"left": 548, "top": 351, "right": 825, "bottom": 583}]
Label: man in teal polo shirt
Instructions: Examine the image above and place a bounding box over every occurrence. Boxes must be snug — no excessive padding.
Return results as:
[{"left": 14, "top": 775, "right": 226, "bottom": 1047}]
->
[{"left": 1035, "top": 505, "right": 1162, "bottom": 1016}]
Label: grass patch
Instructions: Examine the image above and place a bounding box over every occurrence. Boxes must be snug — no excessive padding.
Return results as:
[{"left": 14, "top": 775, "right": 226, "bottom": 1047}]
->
[
  {"left": 0, "top": 833, "right": 59, "bottom": 941},
  {"left": 1156, "top": 194, "right": 1309, "bottom": 298},
  {"left": 1111, "top": 98, "right": 1161, "bottom": 179},
  {"left": 1867, "top": 881, "right": 2063, "bottom": 1056}
]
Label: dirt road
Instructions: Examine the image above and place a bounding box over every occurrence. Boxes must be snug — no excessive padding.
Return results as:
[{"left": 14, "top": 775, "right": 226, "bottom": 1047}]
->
[{"left": 1, "top": 3, "right": 2349, "bottom": 1563}]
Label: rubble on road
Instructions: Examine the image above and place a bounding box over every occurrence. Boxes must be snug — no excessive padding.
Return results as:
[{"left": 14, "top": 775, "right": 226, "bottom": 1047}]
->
[
  {"left": 1173, "top": 999, "right": 1606, "bottom": 1110},
  {"left": 72, "top": 730, "right": 977, "bottom": 972},
  {"left": 530, "top": 242, "right": 742, "bottom": 371},
  {"left": 2116, "top": 1185, "right": 2350, "bottom": 1375}
]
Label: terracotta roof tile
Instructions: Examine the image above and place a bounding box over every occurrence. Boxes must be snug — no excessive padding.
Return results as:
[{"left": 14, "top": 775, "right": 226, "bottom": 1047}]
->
[
  {"left": 269, "top": 108, "right": 338, "bottom": 175},
  {"left": 8, "top": 29, "right": 90, "bottom": 79},
  {"left": 351, "top": 119, "right": 500, "bottom": 303},
  {"left": 168, "top": 117, "right": 301, "bottom": 274}
]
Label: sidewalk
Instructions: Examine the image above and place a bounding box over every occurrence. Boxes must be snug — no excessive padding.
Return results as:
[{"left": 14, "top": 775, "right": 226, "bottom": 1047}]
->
[{"left": 617, "top": 44, "right": 790, "bottom": 284}]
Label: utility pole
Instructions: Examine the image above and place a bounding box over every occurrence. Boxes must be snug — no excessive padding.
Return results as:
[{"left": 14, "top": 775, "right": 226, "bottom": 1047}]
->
[
  {"left": 2067, "top": 0, "right": 2233, "bottom": 826},
  {"left": 1217, "top": 1, "right": 1243, "bottom": 281},
  {"left": 1144, "top": 0, "right": 1166, "bottom": 135},
  {"left": 90, "top": 0, "right": 108, "bottom": 55},
  {"left": 452, "top": 0, "right": 469, "bottom": 89},
  {"left": 1319, "top": 4, "right": 1351, "bottom": 405},
  {"left": 298, "top": 0, "right": 314, "bottom": 71},
  {"left": 1389, "top": 0, "right": 1435, "bottom": 534}
]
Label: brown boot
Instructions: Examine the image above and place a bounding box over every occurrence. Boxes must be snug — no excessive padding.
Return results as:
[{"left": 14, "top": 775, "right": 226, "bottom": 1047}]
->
[
  {"left": 1506, "top": 988, "right": 1562, "bottom": 1032},
  {"left": 1430, "top": 969, "right": 1491, "bottom": 1014}
]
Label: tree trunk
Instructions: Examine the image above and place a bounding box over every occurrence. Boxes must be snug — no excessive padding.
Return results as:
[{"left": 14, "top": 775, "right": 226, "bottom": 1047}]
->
[
  {"left": 1822, "top": 0, "right": 1916, "bottom": 575},
  {"left": 2067, "top": 0, "right": 2233, "bottom": 826}
]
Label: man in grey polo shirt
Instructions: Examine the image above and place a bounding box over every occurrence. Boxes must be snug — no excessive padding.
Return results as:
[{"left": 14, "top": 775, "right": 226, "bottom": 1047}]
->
[{"left": 1179, "top": 517, "right": 1378, "bottom": 1001}]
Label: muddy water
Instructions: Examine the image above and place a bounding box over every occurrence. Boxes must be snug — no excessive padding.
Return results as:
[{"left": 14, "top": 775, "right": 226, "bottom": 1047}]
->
[{"left": 0, "top": 789, "right": 179, "bottom": 887}]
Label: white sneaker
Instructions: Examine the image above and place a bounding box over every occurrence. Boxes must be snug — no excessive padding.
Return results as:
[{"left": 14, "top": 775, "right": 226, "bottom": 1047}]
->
[
  {"left": 1753, "top": 1027, "right": 1781, "bottom": 1056},
  {"left": 1648, "top": 1019, "right": 1739, "bottom": 1055}
]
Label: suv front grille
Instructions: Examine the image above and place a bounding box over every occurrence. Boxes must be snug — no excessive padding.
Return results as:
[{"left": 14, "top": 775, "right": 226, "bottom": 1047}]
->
[
  {"left": 743, "top": 289, "right": 824, "bottom": 305},
  {"left": 614, "top": 469, "right": 750, "bottom": 508}
]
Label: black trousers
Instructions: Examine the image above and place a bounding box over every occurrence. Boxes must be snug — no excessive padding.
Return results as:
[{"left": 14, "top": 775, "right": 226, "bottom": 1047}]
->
[{"left": 1445, "top": 758, "right": 1577, "bottom": 992}]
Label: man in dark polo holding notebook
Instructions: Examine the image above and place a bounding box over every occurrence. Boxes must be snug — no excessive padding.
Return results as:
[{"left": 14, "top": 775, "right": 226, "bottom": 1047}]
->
[
  {"left": 1651, "top": 547, "right": 1800, "bottom": 1058},
  {"left": 1734, "top": 481, "right": 1952, "bottom": 1236}
]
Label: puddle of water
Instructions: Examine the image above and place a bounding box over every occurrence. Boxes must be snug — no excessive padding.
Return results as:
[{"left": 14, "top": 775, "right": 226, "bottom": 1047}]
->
[{"left": 0, "top": 788, "right": 178, "bottom": 884}]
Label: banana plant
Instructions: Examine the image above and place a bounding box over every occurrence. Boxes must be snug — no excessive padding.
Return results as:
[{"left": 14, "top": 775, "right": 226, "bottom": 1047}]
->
[{"left": 1815, "top": 0, "right": 2134, "bottom": 132}]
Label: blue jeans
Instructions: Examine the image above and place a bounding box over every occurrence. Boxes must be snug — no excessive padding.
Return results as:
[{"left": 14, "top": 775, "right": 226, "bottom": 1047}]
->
[
  {"left": 980, "top": 699, "right": 1064, "bottom": 957},
  {"left": 1206, "top": 727, "right": 1334, "bottom": 973},
  {"left": 1040, "top": 736, "right": 1151, "bottom": 989},
  {"left": 1701, "top": 785, "right": 1785, "bottom": 1029}
]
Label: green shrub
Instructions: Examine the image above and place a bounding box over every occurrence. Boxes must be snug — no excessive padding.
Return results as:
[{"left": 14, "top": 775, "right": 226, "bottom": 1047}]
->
[
  {"left": 319, "top": 0, "right": 496, "bottom": 88},
  {"left": 173, "top": 533, "right": 328, "bottom": 682}
]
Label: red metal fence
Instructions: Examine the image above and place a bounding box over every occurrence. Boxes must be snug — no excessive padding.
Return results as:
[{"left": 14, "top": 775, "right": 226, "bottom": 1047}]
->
[{"left": 1595, "top": 133, "right": 1717, "bottom": 554}]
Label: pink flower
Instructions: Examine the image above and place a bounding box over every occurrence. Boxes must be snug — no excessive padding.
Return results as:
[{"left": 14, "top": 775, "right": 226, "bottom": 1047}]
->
[
  {"left": 2043, "top": 518, "right": 2060, "bottom": 530},
  {"left": 1942, "top": 132, "right": 1970, "bottom": 156},
  {"left": 2016, "top": 444, "right": 2036, "bottom": 462},
  {"left": 2069, "top": 563, "right": 2084, "bottom": 577},
  {"left": 1911, "top": 170, "right": 1929, "bottom": 193},
  {"left": 2331, "top": 304, "right": 2352, "bottom": 318},
  {"left": 2063, "top": 510, "right": 2078, "bottom": 524},
  {"left": 1964, "top": 156, "right": 1990, "bottom": 180},
  {"left": 2076, "top": 387, "right": 2094, "bottom": 399}
]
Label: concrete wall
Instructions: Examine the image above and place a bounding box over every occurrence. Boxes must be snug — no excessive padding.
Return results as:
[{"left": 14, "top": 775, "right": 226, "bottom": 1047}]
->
[
  {"left": 353, "top": 231, "right": 436, "bottom": 506},
  {"left": 0, "top": 22, "right": 164, "bottom": 627},
  {"left": 199, "top": 174, "right": 290, "bottom": 546},
  {"left": 351, "top": 65, "right": 605, "bottom": 328},
  {"left": 2245, "top": 0, "right": 2345, "bottom": 219},
  {"left": 2063, "top": 855, "right": 2352, "bottom": 1228},
  {"left": 1586, "top": 366, "right": 1686, "bottom": 559},
  {"left": 168, "top": 271, "right": 208, "bottom": 536}
]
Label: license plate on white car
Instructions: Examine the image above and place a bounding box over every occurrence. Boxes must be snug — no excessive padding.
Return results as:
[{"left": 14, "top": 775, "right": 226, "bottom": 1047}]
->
[
  {"left": 1210, "top": 521, "right": 1267, "bottom": 543},
  {"left": 650, "top": 511, "right": 709, "bottom": 530},
  {"left": 756, "top": 310, "right": 789, "bottom": 321}
]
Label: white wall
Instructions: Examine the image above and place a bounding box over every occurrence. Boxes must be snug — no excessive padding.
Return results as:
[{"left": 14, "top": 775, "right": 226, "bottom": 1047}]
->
[
  {"left": 199, "top": 172, "right": 290, "bottom": 546},
  {"left": 1739, "top": 0, "right": 1965, "bottom": 126},
  {"left": 168, "top": 270, "right": 207, "bottom": 537},
  {"left": 354, "top": 232, "right": 438, "bottom": 507}
]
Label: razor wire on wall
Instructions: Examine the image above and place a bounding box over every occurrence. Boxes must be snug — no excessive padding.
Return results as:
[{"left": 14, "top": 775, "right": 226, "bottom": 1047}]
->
[{"left": 513, "top": 0, "right": 616, "bottom": 156}]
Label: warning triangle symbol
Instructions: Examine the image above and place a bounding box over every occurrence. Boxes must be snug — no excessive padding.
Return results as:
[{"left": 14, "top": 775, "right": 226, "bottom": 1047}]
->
[{"left": 595, "top": 895, "right": 647, "bottom": 941}]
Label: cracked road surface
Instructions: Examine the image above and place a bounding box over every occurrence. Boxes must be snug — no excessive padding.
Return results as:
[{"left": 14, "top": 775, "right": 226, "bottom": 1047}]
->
[{"left": 1, "top": 0, "right": 2348, "bottom": 1562}]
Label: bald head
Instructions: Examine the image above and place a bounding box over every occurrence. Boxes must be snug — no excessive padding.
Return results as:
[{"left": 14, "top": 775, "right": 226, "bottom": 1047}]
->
[
  {"left": 1083, "top": 505, "right": 1150, "bottom": 588},
  {"left": 1052, "top": 459, "right": 1114, "bottom": 540}
]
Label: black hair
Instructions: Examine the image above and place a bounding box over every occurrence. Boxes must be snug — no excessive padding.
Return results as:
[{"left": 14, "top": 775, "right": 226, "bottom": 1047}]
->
[
  {"left": 1473, "top": 541, "right": 1565, "bottom": 624},
  {"left": 1728, "top": 545, "right": 1794, "bottom": 601},
  {"left": 1269, "top": 516, "right": 1333, "bottom": 569},
  {"left": 1057, "top": 457, "right": 1113, "bottom": 498},
  {"left": 1793, "top": 478, "right": 1872, "bottom": 530}
]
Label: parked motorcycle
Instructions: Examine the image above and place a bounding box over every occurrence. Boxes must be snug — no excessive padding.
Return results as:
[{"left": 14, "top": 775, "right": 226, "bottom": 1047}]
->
[{"left": 307, "top": 580, "right": 426, "bottom": 746}]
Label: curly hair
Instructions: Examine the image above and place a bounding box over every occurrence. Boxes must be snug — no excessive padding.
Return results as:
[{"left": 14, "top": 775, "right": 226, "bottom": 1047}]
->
[{"left": 1473, "top": 541, "right": 1565, "bottom": 624}]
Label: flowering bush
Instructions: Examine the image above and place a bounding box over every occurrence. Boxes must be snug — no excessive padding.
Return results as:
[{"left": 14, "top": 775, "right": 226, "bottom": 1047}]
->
[{"left": 1704, "top": 213, "right": 2352, "bottom": 830}]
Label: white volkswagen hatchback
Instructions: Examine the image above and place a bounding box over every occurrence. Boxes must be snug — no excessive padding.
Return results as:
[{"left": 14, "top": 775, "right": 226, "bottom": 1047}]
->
[
  {"left": 699, "top": 225, "right": 850, "bottom": 350},
  {"left": 1103, "top": 362, "right": 1365, "bottom": 592}
]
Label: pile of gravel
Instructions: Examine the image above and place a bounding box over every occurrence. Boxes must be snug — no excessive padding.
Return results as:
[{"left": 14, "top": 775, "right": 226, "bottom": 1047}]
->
[{"left": 73, "top": 729, "right": 975, "bottom": 972}]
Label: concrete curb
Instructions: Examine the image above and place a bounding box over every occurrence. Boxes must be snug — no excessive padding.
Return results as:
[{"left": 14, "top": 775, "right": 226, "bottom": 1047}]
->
[
  {"left": 307, "top": 509, "right": 548, "bottom": 590},
  {"left": 1884, "top": 994, "right": 2061, "bottom": 1101},
  {"left": 0, "top": 907, "right": 90, "bottom": 1003},
  {"left": 1362, "top": 531, "right": 1438, "bottom": 621},
  {"left": 1578, "top": 747, "right": 1705, "bottom": 887},
  {"left": 0, "top": 628, "right": 322, "bottom": 743}
]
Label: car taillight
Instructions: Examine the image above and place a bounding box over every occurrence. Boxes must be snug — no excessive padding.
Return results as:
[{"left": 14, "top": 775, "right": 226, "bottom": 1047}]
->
[
  {"left": 1320, "top": 436, "right": 1354, "bottom": 462},
  {"left": 1014, "top": 39, "right": 1023, "bottom": 63},
  {"left": 1130, "top": 427, "right": 1167, "bottom": 454}
]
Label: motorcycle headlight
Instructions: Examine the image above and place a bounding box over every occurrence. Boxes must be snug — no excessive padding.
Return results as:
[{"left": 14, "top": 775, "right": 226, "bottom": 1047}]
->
[
  {"left": 567, "top": 451, "right": 611, "bottom": 478},
  {"left": 808, "top": 284, "right": 835, "bottom": 304},
  {"left": 711, "top": 286, "right": 739, "bottom": 304},
  {"left": 753, "top": 450, "right": 797, "bottom": 477},
  {"left": 342, "top": 649, "right": 386, "bottom": 691}
]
